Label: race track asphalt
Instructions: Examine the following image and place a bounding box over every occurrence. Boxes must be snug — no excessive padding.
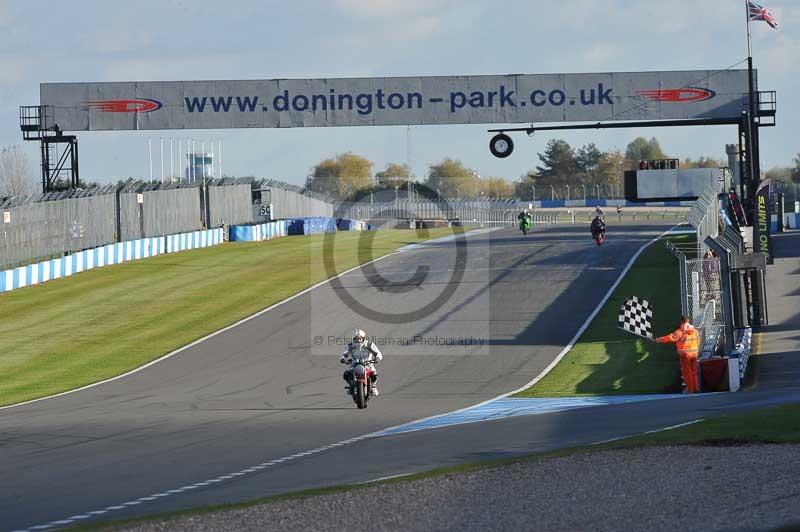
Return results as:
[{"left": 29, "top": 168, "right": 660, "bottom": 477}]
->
[{"left": 1, "top": 222, "right": 742, "bottom": 530}]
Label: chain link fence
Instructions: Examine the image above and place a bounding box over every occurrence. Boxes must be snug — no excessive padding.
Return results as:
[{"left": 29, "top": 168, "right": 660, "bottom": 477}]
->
[{"left": 667, "top": 186, "right": 731, "bottom": 358}]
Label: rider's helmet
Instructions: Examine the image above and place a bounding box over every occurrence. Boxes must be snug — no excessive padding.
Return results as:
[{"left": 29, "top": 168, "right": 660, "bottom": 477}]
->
[{"left": 353, "top": 329, "right": 366, "bottom": 346}]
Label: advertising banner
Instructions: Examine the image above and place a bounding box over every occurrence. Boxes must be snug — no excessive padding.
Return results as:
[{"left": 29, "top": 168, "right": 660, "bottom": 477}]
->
[
  {"left": 754, "top": 179, "right": 772, "bottom": 264},
  {"left": 40, "top": 69, "right": 754, "bottom": 131}
]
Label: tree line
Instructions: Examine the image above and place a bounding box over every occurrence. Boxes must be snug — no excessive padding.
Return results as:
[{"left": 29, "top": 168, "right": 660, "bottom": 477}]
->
[{"left": 304, "top": 136, "right": 755, "bottom": 201}]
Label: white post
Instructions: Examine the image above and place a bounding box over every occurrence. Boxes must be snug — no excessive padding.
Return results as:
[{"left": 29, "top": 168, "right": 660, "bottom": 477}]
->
[
  {"left": 218, "top": 138, "right": 222, "bottom": 179},
  {"left": 178, "top": 138, "right": 183, "bottom": 182},
  {"left": 169, "top": 137, "right": 174, "bottom": 182},
  {"left": 191, "top": 140, "right": 196, "bottom": 182},
  {"left": 160, "top": 137, "right": 164, "bottom": 183},
  {"left": 728, "top": 357, "right": 741, "bottom": 392},
  {"left": 210, "top": 139, "right": 215, "bottom": 179},
  {"left": 148, "top": 138, "right": 153, "bottom": 181},
  {"left": 201, "top": 141, "right": 206, "bottom": 181}
]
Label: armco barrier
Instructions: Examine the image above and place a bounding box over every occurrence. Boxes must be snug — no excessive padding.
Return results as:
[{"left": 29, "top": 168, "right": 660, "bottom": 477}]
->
[
  {"left": 726, "top": 327, "right": 753, "bottom": 392},
  {"left": 0, "top": 229, "right": 222, "bottom": 294},
  {"left": 229, "top": 220, "right": 290, "bottom": 242}
]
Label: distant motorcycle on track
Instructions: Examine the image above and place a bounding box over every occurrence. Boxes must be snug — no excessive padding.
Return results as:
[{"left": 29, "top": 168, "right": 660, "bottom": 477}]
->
[
  {"left": 591, "top": 216, "right": 606, "bottom": 246},
  {"left": 518, "top": 211, "right": 532, "bottom": 236}
]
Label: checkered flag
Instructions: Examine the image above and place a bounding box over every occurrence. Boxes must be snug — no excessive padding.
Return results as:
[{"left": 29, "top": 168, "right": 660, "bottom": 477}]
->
[{"left": 618, "top": 296, "right": 654, "bottom": 340}]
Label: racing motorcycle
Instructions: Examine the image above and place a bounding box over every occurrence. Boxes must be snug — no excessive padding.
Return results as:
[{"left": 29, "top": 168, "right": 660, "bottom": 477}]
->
[
  {"left": 519, "top": 214, "right": 532, "bottom": 235},
  {"left": 344, "top": 351, "right": 377, "bottom": 409},
  {"left": 591, "top": 221, "right": 605, "bottom": 246}
]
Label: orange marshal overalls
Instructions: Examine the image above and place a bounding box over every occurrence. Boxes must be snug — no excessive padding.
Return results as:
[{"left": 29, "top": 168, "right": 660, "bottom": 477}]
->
[{"left": 656, "top": 323, "right": 700, "bottom": 393}]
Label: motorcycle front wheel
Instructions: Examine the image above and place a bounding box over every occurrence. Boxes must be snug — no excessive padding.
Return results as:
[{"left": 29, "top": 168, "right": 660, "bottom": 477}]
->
[{"left": 355, "top": 381, "right": 367, "bottom": 409}]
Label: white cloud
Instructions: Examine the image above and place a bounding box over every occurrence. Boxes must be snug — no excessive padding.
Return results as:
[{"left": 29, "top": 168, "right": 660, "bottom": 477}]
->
[
  {"left": 0, "top": 55, "right": 27, "bottom": 86},
  {"left": 80, "top": 29, "right": 153, "bottom": 54},
  {"left": 0, "top": 0, "right": 10, "bottom": 27},
  {"left": 335, "top": 0, "right": 451, "bottom": 19},
  {"left": 101, "top": 54, "right": 251, "bottom": 81},
  {"left": 759, "top": 34, "right": 800, "bottom": 77}
]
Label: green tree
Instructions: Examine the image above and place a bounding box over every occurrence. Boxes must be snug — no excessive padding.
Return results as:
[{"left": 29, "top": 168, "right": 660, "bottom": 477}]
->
[
  {"left": 306, "top": 152, "right": 373, "bottom": 199},
  {"left": 535, "top": 139, "right": 576, "bottom": 186},
  {"left": 625, "top": 137, "right": 667, "bottom": 162},
  {"left": 681, "top": 156, "right": 723, "bottom": 169},
  {"left": 595, "top": 150, "right": 625, "bottom": 196},
  {"left": 479, "top": 177, "right": 515, "bottom": 198},
  {"left": 515, "top": 174, "right": 538, "bottom": 200},
  {"left": 375, "top": 163, "right": 412, "bottom": 187},
  {"left": 765, "top": 166, "right": 792, "bottom": 184},
  {"left": 576, "top": 143, "right": 603, "bottom": 177},
  {"left": 425, "top": 158, "right": 480, "bottom": 198}
]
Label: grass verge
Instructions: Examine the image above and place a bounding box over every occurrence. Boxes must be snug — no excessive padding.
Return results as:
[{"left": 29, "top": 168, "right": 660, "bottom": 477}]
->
[
  {"left": 71, "top": 401, "right": 800, "bottom": 531},
  {"left": 514, "top": 233, "right": 695, "bottom": 397},
  {"left": 0, "top": 228, "right": 455, "bottom": 407}
]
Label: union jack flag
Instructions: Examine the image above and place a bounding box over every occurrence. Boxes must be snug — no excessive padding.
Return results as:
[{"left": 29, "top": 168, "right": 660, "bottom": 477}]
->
[{"left": 748, "top": 1, "right": 779, "bottom": 29}]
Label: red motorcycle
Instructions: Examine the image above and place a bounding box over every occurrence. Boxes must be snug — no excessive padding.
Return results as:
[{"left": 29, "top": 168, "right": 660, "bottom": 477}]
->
[
  {"left": 594, "top": 231, "right": 605, "bottom": 246},
  {"left": 591, "top": 219, "right": 605, "bottom": 246},
  {"left": 345, "top": 355, "right": 376, "bottom": 409}
]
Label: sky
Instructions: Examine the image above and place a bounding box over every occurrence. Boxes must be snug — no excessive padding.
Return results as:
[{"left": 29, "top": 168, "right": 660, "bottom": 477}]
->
[{"left": 1, "top": 0, "right": 798, "bottom": 187}]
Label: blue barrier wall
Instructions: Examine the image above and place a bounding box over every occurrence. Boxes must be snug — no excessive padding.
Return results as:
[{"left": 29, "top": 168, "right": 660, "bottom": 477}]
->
[
  {"left": 288, "top": 217, "right": 337, "bottom": 236},
  {"left": 229, "top": 220, "right": 290, "bottom": 242},
  {"left": 0, "top": 229, "right": 222, "bottom": 294},
  {"left": 336, "top": 219, "right": 372, "bottom": 231}
]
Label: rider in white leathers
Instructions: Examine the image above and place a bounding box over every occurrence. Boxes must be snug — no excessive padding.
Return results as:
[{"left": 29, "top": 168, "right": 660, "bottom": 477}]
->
[{"left": 340, "top": 329, "right": 383, "bottom": 396}]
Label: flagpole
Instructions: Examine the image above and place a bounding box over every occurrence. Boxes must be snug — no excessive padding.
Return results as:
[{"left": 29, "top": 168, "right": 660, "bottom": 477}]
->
[
  {"left": 745, "top": 0, "right": 753, "bottom": 58},
  {"left": 744, "top": 1, "right": 760, "bottom": 212}
]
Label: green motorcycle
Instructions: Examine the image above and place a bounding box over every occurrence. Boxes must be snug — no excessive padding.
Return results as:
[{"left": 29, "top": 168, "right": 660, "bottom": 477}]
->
[{"left": 519, "top": 213, "right": 532, "bottom": 235}]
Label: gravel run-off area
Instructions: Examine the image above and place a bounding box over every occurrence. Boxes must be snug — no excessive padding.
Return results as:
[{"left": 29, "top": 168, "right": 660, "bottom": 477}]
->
[{"left": 119, "top": 444, "right": 800, "bottom": 532}]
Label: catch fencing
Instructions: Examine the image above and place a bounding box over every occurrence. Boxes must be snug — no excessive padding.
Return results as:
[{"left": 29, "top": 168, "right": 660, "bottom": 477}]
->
[
  {"left": 1, "top": 178, "right": 336, "bottom": 270},
  {"left": 667, "top": 186, "right": 741, "bottom": 360},
  {"left": 207, "top": 182, "right": 252, "bottom": 227},
  {"left": 256, "top": 180, "right": 334, "bottom": 219},
  {"left": 119, "top": 184, "right": 202, "bottom": 242},
  {"left": 0, "top": 187, "right": 117, "bottom": 270},
  {"left": 335, "top": 198, "right": 686, "bottom": 228},
  {"left": 685, "top": 188, "right": 720, "bottom": 258}
]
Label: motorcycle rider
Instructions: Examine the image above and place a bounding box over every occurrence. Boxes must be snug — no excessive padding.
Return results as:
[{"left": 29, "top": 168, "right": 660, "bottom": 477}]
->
[
  {"left": 517, "top": 209, "right": 532, "bottom": 230},
  {"left": 591, "top": 215, "right": 606, "bottom": 240},
  {"left": 340, "top": 329, "right": 383, "bottom": 396}
]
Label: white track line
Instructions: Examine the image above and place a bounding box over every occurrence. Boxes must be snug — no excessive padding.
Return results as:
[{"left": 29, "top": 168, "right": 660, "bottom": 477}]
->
[
  {"left": 12, "top": 226, "right": 678, "bottom": 532},
  {"left": 591, "top": 419, "right": 704, "bottom": 446}
]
